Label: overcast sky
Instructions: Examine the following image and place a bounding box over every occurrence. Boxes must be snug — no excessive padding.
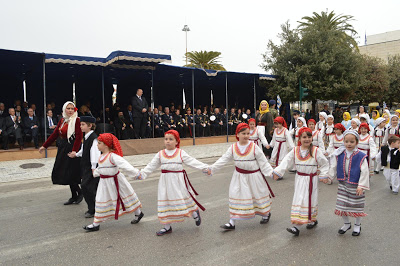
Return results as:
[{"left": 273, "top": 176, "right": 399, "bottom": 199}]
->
[{"left": 1, "top": 0, "right": 399, "bottom": 73}]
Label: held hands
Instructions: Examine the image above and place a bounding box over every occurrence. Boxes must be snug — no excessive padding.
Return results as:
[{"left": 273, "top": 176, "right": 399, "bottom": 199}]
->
[
  {"left": 68, "top": 151, "right": 77, "bottom": 158},
  {"left": 202, "top": 168, "right": 212, "bottom": 176},
  {"left": 356, "top": 187, "right": 364, "bottom": 196},
  {"left": 38, "top": 146, "right": 46, "bottom": 154},
  {"left": 321, "top": 178, "right": 329, "bottom": 184},
  {"left": 272, "top": 173, "right": 280, "bottom": 180},
  {"left": 266, "top": 145, "right": 271, "bottom": 149}
]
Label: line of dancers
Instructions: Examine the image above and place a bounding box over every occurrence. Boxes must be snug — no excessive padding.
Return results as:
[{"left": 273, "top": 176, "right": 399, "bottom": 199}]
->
[{"left": 73, "top": 110, "right": 400, "bottom": 237}]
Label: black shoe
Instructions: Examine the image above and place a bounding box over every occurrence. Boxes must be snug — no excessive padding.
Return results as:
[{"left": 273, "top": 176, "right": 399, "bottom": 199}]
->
[
  {"left": 260, "top": 213, "right": 271, "bottom": 224},
  {"left": 73, "top": 194, "right": 84, "bottom": 204},
  {"left": 131, "top": 211, "right": 144, "bottom": 224},
  {"left": 306, "top": 220, "right": 318, "bottom": 229},
  {"left": 277, "top": 177, "right": 283, "bottom": 180},
  {"left": 352, "top": 224, "right": 361, "bottom": 236},
  {"left": 85, "top": 212, "right": 94, "bottom": 218},
  {"left": 220, "top": 223, "right": 235, "bottom": 230},
  {"left": 64, "top": 198, "right": 75, "bottom": 205},
  {"left": 156, "top": 227, "right": 172, "bottom": 236},
  {"left": 286, "top": 227, "right": 300, "bottom": 236},
  {"left": 338, "top": 223, "right": 352, "bottom": 234},
  {"left": 390, "top": 185, "right": 393, "bottom": 190},
  {"left": 194, "top": 210, "right": 201, "bottom": 226},
  {"left": 374, "top": 170, "right": 379, "bottom": 174},
  {"left": 83, "top": 224, "right": 100, "bottom": 232}
]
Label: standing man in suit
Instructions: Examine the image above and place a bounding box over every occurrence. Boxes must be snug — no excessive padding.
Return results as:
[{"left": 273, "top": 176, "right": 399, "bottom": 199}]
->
[
  {"left": 44, "top": 109, "right": 58, "bottom": 136},
  {"left": 2, "top": 108, "right": 24, "bottom": 150},
  {"left": 131, "top": 88, "right": 148, "bottom": 139},
  {"left": 23, "top": 108, "right": 40, "bottom": 148}
]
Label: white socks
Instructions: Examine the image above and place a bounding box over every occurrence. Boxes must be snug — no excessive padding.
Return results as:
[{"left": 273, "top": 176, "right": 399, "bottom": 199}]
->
[
  {"left": 88, "top": 222, "right": 99, "bottom": 228},
  {"left": 354, "top": 217, "right": 362, "bottom": 233},
  {"left": 192, "top": 211, "right": 199, "bottom": 221},
  {"left": 341, "top": 216, "right": 351, "bottom": 231},
  {"left": 163, "top": 224, "right": 171, "bottom": 230},
  {"left": 134, "top": 208, "right": 141, "bottom": 216}
]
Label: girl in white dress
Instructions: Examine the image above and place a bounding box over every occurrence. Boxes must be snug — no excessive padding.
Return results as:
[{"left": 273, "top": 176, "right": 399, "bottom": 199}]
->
[
  {"left": 329, "top": 131, "right": 369, "bottom": 236},
  {"left": 372, "top": 117, "right": 386, "bottom": 173},
  {"left": 248, "top": 118, "right": 268, "bottom": 151},
  {"left": 358, "top": 123, "right": 378, "bottom": 176},
  {"left": 350, "top": 118, "right": 360, "bottom": 132},
  {"left": 326, "top": 123, "right": 346, "bottom": 156},
  {"left": 316, "top": 112, "right": 327, "bottom": 131},
  {"left": 359, "top": 114, "right": 374, "bottom": 134},
  {"left": 209, "top": 123, "right": 275, "bottom": 230},
  {"left": 323, "top": 115, "right": 335, "bottom": 149},
  {"left": 290, "top": 117, "right": 306, "bottom": 148},
  {"left": 268, "top": 117, "right": 294, "bottom": 168},
  {"left": 83, "top": 133, "right": 143, "bottom": 232},
  {"left": 273, "top": 127, "right": 329, "bottom": 236},
  {"left": 382, "top": 115, "right": 400, "bottom": 146},
  {"left": 307, "top": 119, "right": 326, "bottom": 155},
  {"left": 138, "top": 130, "right": 209, "bottom": 236}
]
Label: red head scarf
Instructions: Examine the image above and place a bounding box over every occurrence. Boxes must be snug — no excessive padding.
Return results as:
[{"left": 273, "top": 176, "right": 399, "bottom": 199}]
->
[
  {"left": 359, "top": 122, "right": 370, "bottom": 134},
  {"left": 165, "top": 130, "right": 181, "bottom": 148},
  {"left": 98, "top": 133, "right": 123, "bottom": 157},
  {"left": 248, "top": 118, "right": 256, "bottom": 125},
  {"left": 273, "top": 116, "right": 287, "bottom": 128},
  {"left": 307, "top": 119, "right": 316, "bottom": 126},
  {"left": 235, "top": 123, "right": 250, "bottom": 141},
  {"left": 297, "top": 127, "right": 312, "bottom": 146},
  {"left": 334, "top": 123, "right": 346, "bottom": 133}
]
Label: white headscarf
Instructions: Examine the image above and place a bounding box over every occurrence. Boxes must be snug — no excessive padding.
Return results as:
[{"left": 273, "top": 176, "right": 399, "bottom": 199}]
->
[
  {"left": 327, "top": 114, "right": 334, "bottom": 120},
  {"left": 62, "top": 101, "right": 78, "bottom": 142},
  {"left": 375, "top": 117, "right": 385, "bottom": 127},
  {"left": 297, "top": 117, "right": 306, "bottom": 128},
  {"left": 331, "top": 130, "right": 360, "bottom": 157},
  {"left": 319, "top": 112, "right": 328, "bottom": 122},
  {"left": 359, "top": 113, "right": 370, "bottom": 123},
  {"left": 351, "top": 118, "right": 361, "bottom": 126}
]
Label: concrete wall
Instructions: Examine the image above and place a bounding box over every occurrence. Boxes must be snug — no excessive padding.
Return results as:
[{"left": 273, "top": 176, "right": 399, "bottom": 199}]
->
[{"left": 359, "top": 39, "right": 400, "bottom": 62}]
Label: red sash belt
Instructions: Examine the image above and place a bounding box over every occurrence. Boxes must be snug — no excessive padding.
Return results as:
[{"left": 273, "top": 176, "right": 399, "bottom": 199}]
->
[
  {"left": 161, "top": 169, "right": 205, "bottom": 211},
  {"left": 250, "top": 138, "right": 259, "bottom": 147},
  {"left": 275, "top": 140, "right": 286, "bottom": 167},
  {"left": 235, "top": 167, "right": 275, "bottom": 198},
  {"left": 100, "top": 171, "right": 125, "bottom": 220},
  {"left": 296, "top": 171, "right": 317, "bottom": 221}
]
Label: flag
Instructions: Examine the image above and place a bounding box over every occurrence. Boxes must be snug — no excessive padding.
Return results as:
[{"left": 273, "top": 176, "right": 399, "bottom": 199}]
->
[
  {"left": 211, "top": 90, "right": 214, "bottom": 105},
  {"left": 183, "top": 88, "right": 186, "bottom": 108},
  {"left": 383, "top": 101, "right": 387, "bottom": 109},
  {"left": 23, "top": 80, "right": 27, "bottom": 103},
  {"left": 277, "top": 95, "right": 282, "bottom": 114},
  {"left": 365, "top": 31, "right": 367, "bottom": 45}
]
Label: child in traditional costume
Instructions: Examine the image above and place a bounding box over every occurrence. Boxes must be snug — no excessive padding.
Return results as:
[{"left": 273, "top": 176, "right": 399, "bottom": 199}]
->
[
  {"left": 248, "top": 118, "right": 269, "bottom": 151},
  {"left": 209, "top": 123, "right": 275, "bottom": 230},
  {"left": 372, "top": 117, "right": 386, "bottom": 173},
  {"left": 359, "top": 114, "right": 374, "bottom": 134},
  {"left": 327, "top": 124, "right": 346, "bottom": 156},
  {"left": 376, "top": 135, "right": 400, "bottom": 195},
  {"left": 290, "top": 117, "right": 306, "bottom": 147},
  {"left": 268, "top": 117, "right": 294, "bottom": 168},
  {"left": 350, "top": 118, "right": 360, "bottom": 132},
  {"left": 138, "top": 130, "right": 209, "bottom": 236},
  {"left": 68, "top": 116, "right": 101, "bottom": 218},
  {"left": 323, "top": 115, "right": 335, "bottom": 150},
  {"left": 316, "top": 112, "right": 327, "bottom": 131},
  {"left": 273, "top": 127, "right": 329, "bottom": 236},
  {"left": 329, "top": 131, "right": 369, "bottom": 236},
  {"left": 382, "top": 115, "right": 400, "bottom": 146},
  {"left": 358, "top": 123, "right": 378, "bottom": 176},
  {"left": 341, "top": 112, "right": 352, "bottom": 130},
  {"left": 307, "top": 119, "right": 326, "bottom": 155},
  {"left": 83, "top": 133, "right": 143, "bottom": 232}
]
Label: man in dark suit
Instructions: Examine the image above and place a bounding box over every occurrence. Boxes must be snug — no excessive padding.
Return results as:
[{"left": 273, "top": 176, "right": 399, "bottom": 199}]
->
[
  {"left": 131, "top": 88, "right": 149, "bottom": 139},
  {"left": 114, "top": 111, "right": 135, "bottom": 140},
  {"left": 0, "top": 102, "right": 7, "bottom": 118},
  {"left": 151, "top": 108, "right": 164, "bottom": 137},
  {"left": 125, "top": 105, "right": 135, "bottom": 125},
  {"left": 2, "top": 108, "right": 24, "bottom": 150},
  {"left": 162, "top": 107, "right": 174, "bottom": 133},
  {"left": 23, "top": 108, "right": 40, "bottom": 148},
  {"left": 44, "top": 109, "right": 58, "bottom": 136}
]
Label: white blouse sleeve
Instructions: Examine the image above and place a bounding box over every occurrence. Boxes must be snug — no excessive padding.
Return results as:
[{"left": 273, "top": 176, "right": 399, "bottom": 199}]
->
[
  {"left": 181, "top": 150, "right": 209, "bottom": 170},
  {"left": 317, "top": 131, "right": 326, "bottom": 153},
  {"left": 316, "top": 148, "right": 329, "bottom": 179},
  {"left": 375, "top": 151, "right": 382, "bottom": 164},
  {"left": 93, "top": 167, "right": 100, "bottom": 177},
  {"left": 328, "top": 156, "right": 338, "bottom": 181},
  {"left": 358, "top": 159, "right": 370, "bottom": 190},
  {"left": 269, "top": 129, "right": 276, "bottom": 148},
  {"left": 382, "top": 129, "right": 389, "bottom": 146},
  {"left": 111, "top": 154, "right": 140, "bottom": 179},
  {"left": 90, "top": 139, "right": 101, "bottom": 169},
  {"left": 257, "top": 127, "right": 269, "bottom": 147},
  {"left": 327, "top": 136, "right": 334, "bottom": 155},
  {"left": 286, "top": 129, "right": 295, "bottom": 150},
  {"left": 254, "top": 144, "right": 274, "bottom": 177},
  {"left": 210, "top": 145, "right": 233, "bottom": 174},
  {"left": 273, "top": 148, "right": 295, "bottom": 178},
  {"left": 140, "top": 152, "right": 161, "bottom": 180},
  {"left": 369, "top": 136, "right": 378, "bottom": 159}
]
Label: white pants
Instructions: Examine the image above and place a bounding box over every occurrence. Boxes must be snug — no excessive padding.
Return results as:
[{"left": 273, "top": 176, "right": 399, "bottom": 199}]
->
[
  {"left": 374, "top": 160, "right": 382, "bottom": 172},
  {"left": 383, "top": 168, "right": 400, "bottom": 192}
]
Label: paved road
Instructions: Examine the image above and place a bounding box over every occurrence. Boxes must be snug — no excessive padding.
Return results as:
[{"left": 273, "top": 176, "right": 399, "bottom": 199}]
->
[{"left": 0, "top": 157, "right": 399, "bottom": 265}]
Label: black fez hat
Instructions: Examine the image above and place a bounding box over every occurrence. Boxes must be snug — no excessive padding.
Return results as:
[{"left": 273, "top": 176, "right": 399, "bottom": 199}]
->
[{"left": 80, "top": 116, "right": 96, "bottom": 123}]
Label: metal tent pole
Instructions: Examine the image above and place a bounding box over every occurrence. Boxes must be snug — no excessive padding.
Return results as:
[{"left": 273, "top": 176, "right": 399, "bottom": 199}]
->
[
  {"left": 253, "top": 76, "right": 256, "bottom": 114},
  {"left": 192, "top": 70, "right": 196, "bottom": 145},
  {"left": 151, "top": 69, "right": 155, "bottom": 138},
  {"left": 42, "top": 54, "right": 48, "bottom": 158},
  {"left": 225, "top": 73, "right": 229, "bottom": 143},
  {"left": 101, "top": 68, "right": 106, "bottom": 133}
]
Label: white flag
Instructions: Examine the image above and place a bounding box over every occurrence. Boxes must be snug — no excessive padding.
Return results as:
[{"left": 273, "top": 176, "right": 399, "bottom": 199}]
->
[
  {"left": 23, "top": 80, "right": 27, "bottom": 103},
  {"left": 211, "top": 90, "right": 214, "bottom": 106},
  {"left": 183, "top": 89, "right": 186, "bottom": 108}
]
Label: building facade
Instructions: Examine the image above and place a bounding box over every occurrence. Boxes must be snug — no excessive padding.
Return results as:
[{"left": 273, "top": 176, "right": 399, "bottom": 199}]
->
[{"left": 359, "top": 30, "right": 400, "bottom": 62}]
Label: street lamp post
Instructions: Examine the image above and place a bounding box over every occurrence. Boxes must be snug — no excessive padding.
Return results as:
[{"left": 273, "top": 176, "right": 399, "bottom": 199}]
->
[{"left": 182, "top": 24, "right": 190, "bottom": 66}]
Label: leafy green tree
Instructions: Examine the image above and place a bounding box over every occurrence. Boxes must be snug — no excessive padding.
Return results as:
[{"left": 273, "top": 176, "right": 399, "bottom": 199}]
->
[
  {"left": 386, "top": 55, "right": 400, "bottom": 105},
  {"left": 184, "top": 51, "right": 226, "bottom": 71}
]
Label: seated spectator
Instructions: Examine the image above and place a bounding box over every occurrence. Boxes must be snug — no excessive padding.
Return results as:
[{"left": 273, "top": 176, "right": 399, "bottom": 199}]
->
[
  {"left": 31, "top": 103, "right": 39, "bottom": 117},
  {"left": 23, "top": 108, "right": 40, "bottom": 148},
  {"left": 152, "top": 107, "right": 164, "bottom": 137},
  {"left": 0, "top": 102, "right": 7, "bottom": 118},
  {"left": 15, "top": 105, "right": 24, "bottom": 118},
  {"left": 79, "top": 105, "right": 90, "bottom": 117},
  {"left": 114, "top": 111, "right": 135, "bottom": 140},
  {"left": 125, "top": 105, "right": 135, "bottom": 125},
  {"left": 44, "top": 109, "right": 58, "bottom": 136},
  {"left": 2, "top": 108, "right": 24, "bottom": 150}
]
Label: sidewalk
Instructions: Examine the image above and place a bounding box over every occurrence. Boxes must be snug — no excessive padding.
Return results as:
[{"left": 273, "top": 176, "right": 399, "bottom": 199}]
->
[{"left": 0, "top": 142, "right": 232, "bottom": 183}]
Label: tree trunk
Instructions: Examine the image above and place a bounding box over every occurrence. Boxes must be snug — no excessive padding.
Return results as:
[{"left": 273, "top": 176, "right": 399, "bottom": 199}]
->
[{"left": 312, "top": 99, "right": 317, "bottom": 119}]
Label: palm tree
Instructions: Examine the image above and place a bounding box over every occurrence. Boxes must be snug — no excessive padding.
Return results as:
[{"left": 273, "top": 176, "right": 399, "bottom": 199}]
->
[
  {"left": 184, "top": 51, "right": 226, "bottom": 71},
  {"left": 298, "top": 10, "right": 358, "bottom": 48}
]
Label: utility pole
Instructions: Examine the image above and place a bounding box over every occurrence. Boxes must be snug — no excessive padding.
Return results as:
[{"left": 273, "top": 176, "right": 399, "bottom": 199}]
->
[{"left": 182, "top": 25, "right": 190, "bottom": 66}]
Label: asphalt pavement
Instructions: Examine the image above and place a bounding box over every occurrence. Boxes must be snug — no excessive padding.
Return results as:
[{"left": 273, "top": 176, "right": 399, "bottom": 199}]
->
[{"left": 0, "top": 157, "right": 399, "bottom": 265}]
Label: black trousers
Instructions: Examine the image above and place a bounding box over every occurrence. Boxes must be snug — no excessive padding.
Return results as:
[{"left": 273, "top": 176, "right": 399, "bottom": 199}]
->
[
  {"left": 81, "top": 177, "right": 99, "bottom": 214},
  {"left": 69, "top": 184, "right": 81, "bottom": 200},
  {"left": 133, "top": 117, "right": 147, "bottom": 138},
  {"left": 24, "top": 127, "right": 39, "bottom": 147},
  {"left": 2, "top": 127, "right": 23, "bottom": 148}
]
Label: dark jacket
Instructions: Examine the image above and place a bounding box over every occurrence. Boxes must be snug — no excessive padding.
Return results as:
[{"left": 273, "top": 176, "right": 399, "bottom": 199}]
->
[
  {"left": 23, "top": 116, "right": 40, "bottom": 133},
  {"left": 2, "top": 115, "right": 22, "bottom": 133},
  {"left": 131, "top": 95, "right": 148, "bottom": 118},
  {"left": 381, "top": 146, "right": 400, "bottom": 169}
]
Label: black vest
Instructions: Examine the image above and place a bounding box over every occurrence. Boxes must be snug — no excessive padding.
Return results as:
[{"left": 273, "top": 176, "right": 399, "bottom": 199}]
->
[
  {"left": 380, "top": 146, "right": 400, "bottom": 169},
  {"left": 81, "top": 132, "right": 98, "bottom": 175}
]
